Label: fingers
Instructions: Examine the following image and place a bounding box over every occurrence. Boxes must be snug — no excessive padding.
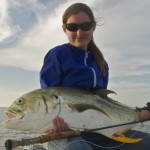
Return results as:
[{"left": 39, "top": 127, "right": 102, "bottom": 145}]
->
[
  {"left": 140, "top": 110, "right": 150, "bottom": 120},
  {"left": 53, "top": 117, "right": 69, "bottom": 133},
  {"left": 45, "top": 129, "right": 54, "bottom": 134},
  {"left": 45, "top": 117, "right": 69, "bottom": 134}
]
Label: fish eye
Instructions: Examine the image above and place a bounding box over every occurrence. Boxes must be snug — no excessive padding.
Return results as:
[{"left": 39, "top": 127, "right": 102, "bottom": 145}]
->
[{"left": 16, "top": 99, "right": 24, "bottom": 104}]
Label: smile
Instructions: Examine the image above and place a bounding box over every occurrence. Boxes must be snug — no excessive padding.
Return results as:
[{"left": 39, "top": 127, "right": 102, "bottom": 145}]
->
[{"left": 75, "top": 37, "right": 85, "bottom": 40}]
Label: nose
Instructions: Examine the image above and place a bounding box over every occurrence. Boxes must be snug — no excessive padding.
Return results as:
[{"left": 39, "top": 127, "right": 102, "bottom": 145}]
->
[{"left": 76, "top": 28, "right": 84, "bottom": 36}]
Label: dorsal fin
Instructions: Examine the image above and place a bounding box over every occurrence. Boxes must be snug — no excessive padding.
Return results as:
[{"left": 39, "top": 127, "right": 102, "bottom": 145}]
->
[{"left": 94, "top": 89, "right": 116, "bottom": 99}]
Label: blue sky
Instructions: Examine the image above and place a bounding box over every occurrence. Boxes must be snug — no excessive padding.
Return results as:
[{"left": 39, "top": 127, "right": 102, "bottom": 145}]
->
[{"left": 0, "top": 0, "right": 150, "bottom": 107}]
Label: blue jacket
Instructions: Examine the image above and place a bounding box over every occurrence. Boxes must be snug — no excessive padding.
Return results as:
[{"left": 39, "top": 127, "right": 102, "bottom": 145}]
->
[{"left": 40, "top": 43, "right": 109, "bottom": 89}]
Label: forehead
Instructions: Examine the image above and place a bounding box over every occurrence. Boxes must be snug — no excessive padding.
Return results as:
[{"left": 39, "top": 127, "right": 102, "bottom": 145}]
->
[{"left": 66, "top": 12, "right": 91, "bottom": 24}]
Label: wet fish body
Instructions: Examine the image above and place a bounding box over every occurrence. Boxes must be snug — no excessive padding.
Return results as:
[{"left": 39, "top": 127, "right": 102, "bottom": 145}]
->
[{"left": 3, "top": 87, "right": 141, "bottom": 143}]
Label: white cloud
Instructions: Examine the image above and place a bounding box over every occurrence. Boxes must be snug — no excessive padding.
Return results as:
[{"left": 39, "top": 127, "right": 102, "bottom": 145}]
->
[
  {"left": 93, "top": 0, "right": 150, "bottom": 79},
  {"left": 0, "top": 0, "right": 21, "bottom": 42},
  {"left": 0, "top": 0, "right": 150, "bottom": 107},
  {"left": 1, "top": 0, "right": 150, "bottom": 75},
  {"left": 0, "top": 0, "right": 101, "bottom": 71}
]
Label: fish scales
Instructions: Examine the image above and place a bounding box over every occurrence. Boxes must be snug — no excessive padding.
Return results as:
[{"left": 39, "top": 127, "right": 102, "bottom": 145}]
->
[{"left": 2, "top": 87, "right": 141, "bottom": 143}]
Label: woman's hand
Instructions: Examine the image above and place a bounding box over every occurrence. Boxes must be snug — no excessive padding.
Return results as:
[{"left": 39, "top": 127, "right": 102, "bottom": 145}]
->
[
  {"left": 45, "top": 116, "right": 69, "bottom": 134},
  {"left": 140, "top": 110, "right": 150, "bottom": 120}
]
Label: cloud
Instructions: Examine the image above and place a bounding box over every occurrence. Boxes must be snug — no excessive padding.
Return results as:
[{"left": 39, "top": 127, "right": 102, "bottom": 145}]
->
[
  {"left": 93, "top": 0, "right": 150, "bottom": 78},
  {"left": 0, "top": 0, "right": 150, "bottom": 107},
  {"left": 0, "top": 0, "right": 21, "bottom": 43},
  {"left": 0, "top": 0, "right": 100, "bottom": 107},
  {"left": 0, "top": 0, "right": 65, "bottom": 70},
  {"left": 0, "top": 0, "right": 99, "bottom": 71},
  {"left": 1, "top": 0, "right": 150, "bottom": 75}
]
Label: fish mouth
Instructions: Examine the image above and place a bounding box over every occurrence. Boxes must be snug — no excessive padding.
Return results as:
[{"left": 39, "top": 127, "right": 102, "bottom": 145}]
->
[{"left": 5, "top": 109, "right": 23, "bottom": 120}]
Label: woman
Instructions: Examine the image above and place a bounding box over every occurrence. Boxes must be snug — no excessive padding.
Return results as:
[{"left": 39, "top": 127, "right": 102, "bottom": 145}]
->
[{"left": 40, "top": 3, "right": 150, "bottom": 150}]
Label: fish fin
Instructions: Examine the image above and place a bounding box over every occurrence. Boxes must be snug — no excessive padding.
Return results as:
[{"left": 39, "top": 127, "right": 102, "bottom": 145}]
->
[
  {"left": 69, "top": 104, "right": 110, "bottom": 118},
  {"left": 117, "top": 129, "right": 129, "bottom": 135},
  {"left": 111, "top": 130, "right": 142, "bottom": 143},
  {"left": 111, "top": 136, "right": 143, "bottom": 143},
  {"left": 94, "top": 89, "right": 116, "bottom": 99}
]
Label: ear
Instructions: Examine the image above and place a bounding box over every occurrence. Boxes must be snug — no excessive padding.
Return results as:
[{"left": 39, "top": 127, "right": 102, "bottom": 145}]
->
[{"left": 62, "top": 24, "right": 67, "bottom": 33}]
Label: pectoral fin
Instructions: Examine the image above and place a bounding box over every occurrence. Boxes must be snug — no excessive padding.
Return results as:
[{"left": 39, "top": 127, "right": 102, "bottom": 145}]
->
[
  {"left": 112, "top": 136, "right": 142, "bottom": 143},
  {"left": 69, "top": 104, "right": 110, "bottom": 118}
]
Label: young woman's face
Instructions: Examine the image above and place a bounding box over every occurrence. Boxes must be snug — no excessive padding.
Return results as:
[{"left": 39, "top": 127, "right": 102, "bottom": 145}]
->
[{"left": 62, "top": 12, "right": 95, "bottom": 50}]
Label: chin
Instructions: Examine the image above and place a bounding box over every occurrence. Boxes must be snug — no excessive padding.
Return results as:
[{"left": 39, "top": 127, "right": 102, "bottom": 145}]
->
[{"left": 74, "top": 43, "right": 87, "bottom": 50}]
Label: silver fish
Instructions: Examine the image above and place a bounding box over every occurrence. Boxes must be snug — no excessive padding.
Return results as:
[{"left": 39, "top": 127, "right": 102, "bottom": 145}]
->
[{"left": 3, "top": 87, "right": 142, "bottom": 143}]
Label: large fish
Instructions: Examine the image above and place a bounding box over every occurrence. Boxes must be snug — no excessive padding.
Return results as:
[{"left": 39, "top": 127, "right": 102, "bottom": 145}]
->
[{"left": 3, "top": 87, "right": 142, "bottom": 143}]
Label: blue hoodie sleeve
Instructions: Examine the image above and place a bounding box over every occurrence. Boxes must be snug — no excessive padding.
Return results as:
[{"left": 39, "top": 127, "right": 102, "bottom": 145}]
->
[{"left": 40, "top": 48, "right": 62, "bottom": 88}]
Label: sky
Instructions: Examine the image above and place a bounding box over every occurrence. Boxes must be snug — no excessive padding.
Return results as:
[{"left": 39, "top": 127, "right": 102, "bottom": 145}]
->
[{"left": 0, "top": 0, "right": 150, "bottom": 107}]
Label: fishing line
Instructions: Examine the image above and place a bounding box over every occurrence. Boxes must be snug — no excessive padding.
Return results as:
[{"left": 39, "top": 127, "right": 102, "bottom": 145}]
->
[
  {"left": 63, "top": 131, "right": 139, "bottom": 150},
  {"left": 47, "top": 130, "right": 139, "bottom": 150},
  {"left": 49, "top": 141, "right": 63, "bottom": 150},
  {"left": 46, "top": 119, "right": 149, "bottom": 150},
  {"left": 28, "top": 123, "right": 145, "bottom": 150}
]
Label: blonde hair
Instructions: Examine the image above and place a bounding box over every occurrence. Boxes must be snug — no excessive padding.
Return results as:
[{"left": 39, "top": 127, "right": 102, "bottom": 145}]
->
[{"left": 63, "top": 3, "right": 106, "bottom": 76}]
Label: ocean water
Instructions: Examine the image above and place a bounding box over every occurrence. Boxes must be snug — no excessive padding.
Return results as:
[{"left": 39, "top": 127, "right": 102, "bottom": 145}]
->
[
  {"left": 0, "top": 107, "right": 48, "bottom": 150},
  {"left": 0, "top": 107, "right": 150, "bottom": 150}
]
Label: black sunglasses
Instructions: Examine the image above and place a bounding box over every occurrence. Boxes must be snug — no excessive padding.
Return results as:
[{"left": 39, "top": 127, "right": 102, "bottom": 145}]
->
[{"left": 65, "top": 22, "right": 94, "bottom": 32}]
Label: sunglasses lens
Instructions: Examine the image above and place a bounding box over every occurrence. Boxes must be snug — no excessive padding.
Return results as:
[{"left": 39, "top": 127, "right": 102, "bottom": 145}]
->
[
  {"left": 80, "top": 22, "right": 94, "bottom": 31},
  {"left": 65, "top": 24, "right": 79, "bottom": 32},
  {"left": 65, "top": 22, "right": 94, "bottom": 32}
]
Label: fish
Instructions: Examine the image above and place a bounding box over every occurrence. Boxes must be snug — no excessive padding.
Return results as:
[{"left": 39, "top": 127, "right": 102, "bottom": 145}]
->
[{"left": 3, "top": 87, "right": 142, "bottom": 143}]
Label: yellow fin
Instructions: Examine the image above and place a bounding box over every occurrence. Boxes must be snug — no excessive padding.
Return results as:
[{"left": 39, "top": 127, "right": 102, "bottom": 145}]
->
[
  {"left": 113, "top": 129, "right": 129, "bottom": 137},
  {"left": 118, "top": 129, "right": 129, "bottom": 134},
  {"left": 111, "top": 136, "right": 143, "bottom": 143}
]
